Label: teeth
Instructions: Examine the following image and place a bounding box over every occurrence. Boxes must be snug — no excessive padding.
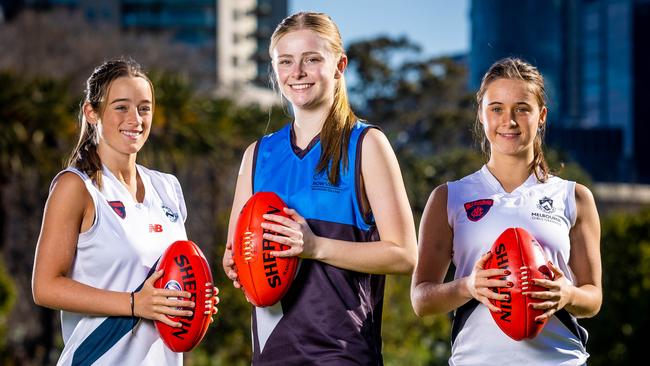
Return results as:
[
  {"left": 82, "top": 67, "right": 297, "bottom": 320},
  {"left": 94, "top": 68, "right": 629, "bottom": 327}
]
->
[
  {"left": 291, "top": 84, "right": 312, "bottom": 90},
  {"left": 121, "top": 131, "right": 141, "bottom": 138}
]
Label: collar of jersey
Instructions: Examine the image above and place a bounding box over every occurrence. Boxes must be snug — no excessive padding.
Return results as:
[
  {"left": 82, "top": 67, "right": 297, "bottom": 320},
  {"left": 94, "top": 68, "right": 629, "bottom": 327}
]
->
[
  {"left": 479, "top": 164, "right": 538, "bottom": 195},
  {"left": 289, "top": 123, "right": 321, "bottom": 159},
  {"left": 101, "top": 164, "right": 151, "bottom": 207}
]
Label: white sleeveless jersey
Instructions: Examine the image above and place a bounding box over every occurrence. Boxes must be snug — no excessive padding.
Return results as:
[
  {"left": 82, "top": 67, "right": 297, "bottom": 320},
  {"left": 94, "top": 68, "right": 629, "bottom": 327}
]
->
[
  {"left": 446, "top": 165, "right": 588, "bottom": 366},
  {"left": 53, "top": 165, "right": 187, "bottom": 366}
]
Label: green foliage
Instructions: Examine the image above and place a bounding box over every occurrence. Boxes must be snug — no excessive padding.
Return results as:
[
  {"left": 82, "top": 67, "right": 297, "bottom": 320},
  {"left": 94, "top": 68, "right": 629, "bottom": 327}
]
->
[
  {"left": 581, "top": 208, "right": 650, "bottom": 365},
  {"left": 382, "top": 275, "right": 450, "bottom": 366},
  {"left": 0, "top": 257, "right": 16, "bottom": 350}
]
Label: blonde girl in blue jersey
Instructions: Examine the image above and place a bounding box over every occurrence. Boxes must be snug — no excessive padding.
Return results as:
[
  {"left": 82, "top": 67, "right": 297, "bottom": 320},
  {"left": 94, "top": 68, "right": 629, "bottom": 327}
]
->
[
  {"left": 411, "top": 58, "right": 602, "bottom": 365},
  {"left": 222, "top": 11, "right": 417, "bottom": 365},
  {"left": 32, "top": 59, "right": 218, "bottom": 365}
]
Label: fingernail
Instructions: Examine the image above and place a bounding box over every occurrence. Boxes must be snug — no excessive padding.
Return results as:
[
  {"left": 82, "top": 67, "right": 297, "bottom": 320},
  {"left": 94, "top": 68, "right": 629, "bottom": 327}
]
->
[
  {"left": 190, "top": 302, "right": 195, "bottom": 307},
  {"left": 504, "top": 295, "right": 510, "bottom": 300},
  {"left": 504, "top": 270, "right": 511, "bottom": 275},
  {"left": 507, "top": 281, "right": 514, "bottom": 287},
  {"left": 486, "top": 251, "right": 492, "bottom": 255}
]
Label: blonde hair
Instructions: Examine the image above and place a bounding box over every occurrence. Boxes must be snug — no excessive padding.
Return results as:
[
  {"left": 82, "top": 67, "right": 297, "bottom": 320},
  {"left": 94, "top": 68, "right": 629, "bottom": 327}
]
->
[
  {"left": 269, "top": 12, "right": 358, "bottom": 185},
  {"left": 67, "top": 58, "right": 154, "bottom": 189},
  {"left": 475, "top": 57, "right": 549, "bottom": 182}
]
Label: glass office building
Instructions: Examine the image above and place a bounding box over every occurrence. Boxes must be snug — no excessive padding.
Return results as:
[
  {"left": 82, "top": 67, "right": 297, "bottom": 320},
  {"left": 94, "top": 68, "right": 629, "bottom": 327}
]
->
[{"left": 470, "top": 0, "right": 647, "bottom": 182}]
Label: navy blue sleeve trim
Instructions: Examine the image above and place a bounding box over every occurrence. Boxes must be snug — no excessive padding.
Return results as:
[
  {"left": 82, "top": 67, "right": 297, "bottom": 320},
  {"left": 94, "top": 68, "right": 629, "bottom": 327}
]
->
[
  {"left": 451, "top": 299, "right": 479, "bottom": 345},
  {"left": 354, "top": 125, "right": 381, "bottom": 226},
  {"left": 556, "top": 309, "right": 588, "bottom": 347},
  {"left": 251, "top": 138, "right": 262, "bottom": 194}
]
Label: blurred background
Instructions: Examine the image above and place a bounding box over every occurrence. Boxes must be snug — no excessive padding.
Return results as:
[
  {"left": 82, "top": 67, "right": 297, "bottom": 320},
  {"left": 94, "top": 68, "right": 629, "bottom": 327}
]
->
[{"left": 1, "top": 0, "right": 649, "bottom": 365}]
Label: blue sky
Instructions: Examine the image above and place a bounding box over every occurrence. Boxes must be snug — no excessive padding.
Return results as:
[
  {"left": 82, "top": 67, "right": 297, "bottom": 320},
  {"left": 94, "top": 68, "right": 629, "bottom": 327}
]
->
[{"left": 290, "top": 0, "right": 469, "bottom": 57}]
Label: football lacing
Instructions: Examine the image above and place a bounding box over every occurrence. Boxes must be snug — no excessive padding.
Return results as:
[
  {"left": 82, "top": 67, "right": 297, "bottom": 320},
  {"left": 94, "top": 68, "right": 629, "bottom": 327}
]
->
[
  {"left": 243, "top": 231, "right": 254, "bottom": 262},
  {"left": 520, "top": 266, "right": 530, "bottom": 291}
]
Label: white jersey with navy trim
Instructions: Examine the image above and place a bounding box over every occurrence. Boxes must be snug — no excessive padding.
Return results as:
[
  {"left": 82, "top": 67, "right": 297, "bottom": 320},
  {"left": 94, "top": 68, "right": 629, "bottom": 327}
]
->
[
  {"left": 446, "top": 165, "right": 588, "bottom": 366},
  {"left": 54, "top": 165, "right": 187, "bottom": 366}
]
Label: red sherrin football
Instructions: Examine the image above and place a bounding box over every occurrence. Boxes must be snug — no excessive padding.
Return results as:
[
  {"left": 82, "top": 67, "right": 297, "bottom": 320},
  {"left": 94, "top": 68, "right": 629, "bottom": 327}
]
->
[
  {"left": 484, "top": 227, "right": 554, "bottom": 341},
  {"left": 233, "top": 192, "right": 299, "bottom": 307},
  {"left": 154, "top": 240, "right": 214, "bottom": 352}
]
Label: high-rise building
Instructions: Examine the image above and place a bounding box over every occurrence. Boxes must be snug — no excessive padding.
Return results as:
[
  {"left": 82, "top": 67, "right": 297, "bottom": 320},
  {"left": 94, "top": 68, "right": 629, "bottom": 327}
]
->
[
  {"left": 1, "top": 0, "right": 287, "bottom": 95},
  {"left": 470, "top": 0, "right": 648, "bottom": 183}
]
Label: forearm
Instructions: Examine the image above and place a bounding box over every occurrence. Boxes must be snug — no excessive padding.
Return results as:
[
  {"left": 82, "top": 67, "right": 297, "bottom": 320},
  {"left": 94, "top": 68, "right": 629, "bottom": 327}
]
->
[
  {"left": 313, "top": 236, "right": 417, "bottom": 275},
  {"left": 565, "top": 284, "right": 602, "bottom": 318},
  {"left": 33, "top": 275, "right": 131, "bottom": 317},
  {"left": 411, "top": 277, "right": 473, "bottom": 316}
]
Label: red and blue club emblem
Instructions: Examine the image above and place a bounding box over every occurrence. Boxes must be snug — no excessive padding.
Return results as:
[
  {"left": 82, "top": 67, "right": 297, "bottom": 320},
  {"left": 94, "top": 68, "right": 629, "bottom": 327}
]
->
[
  {"left": 464, "top": 199, "right": 493, "bottom": 222},
  {"left": 108, "top": 200, "right": 126, "bottom": 219}
]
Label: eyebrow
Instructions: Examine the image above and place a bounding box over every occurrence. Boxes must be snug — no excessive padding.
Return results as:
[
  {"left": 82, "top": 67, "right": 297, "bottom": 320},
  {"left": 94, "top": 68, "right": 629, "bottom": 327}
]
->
[
  {"left": 487, "top": 101, "right": 533, "bottom": 106},
  {"left": 109, "top": 98, "right": 152, "bottom": 104},
  {"left": 277, "top": 51, "right": 322, "bottom": 58}
]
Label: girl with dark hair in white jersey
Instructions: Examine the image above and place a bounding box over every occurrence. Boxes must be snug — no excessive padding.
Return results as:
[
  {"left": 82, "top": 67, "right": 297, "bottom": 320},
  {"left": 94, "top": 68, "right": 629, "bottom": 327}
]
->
[
  {"left": 411, "top": 58, "right": 602, "bottom": 366},
  {"left": 32, "top": 59, "right": 218, "bottom": 365}
]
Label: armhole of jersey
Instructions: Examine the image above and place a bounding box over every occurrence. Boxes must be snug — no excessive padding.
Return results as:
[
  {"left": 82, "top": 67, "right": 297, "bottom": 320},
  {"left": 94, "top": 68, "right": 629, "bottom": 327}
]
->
[
  {"left": 446, "top": 182, "right": 455, "bottom": 229},
  {"left": 566, "top": 180, "right": 578, "bottom": 227},
  {"left": 354, "top": 124, "right": 380, "bottom": 226},
  {"left": 251, "top": 138, "right": 262, "bottom": 194},
  {"left": 51, "top": 168, "right": 100, "bottom": 241},
  {"left": 170, "top": 174, "right": 188, "bottom": 223}
]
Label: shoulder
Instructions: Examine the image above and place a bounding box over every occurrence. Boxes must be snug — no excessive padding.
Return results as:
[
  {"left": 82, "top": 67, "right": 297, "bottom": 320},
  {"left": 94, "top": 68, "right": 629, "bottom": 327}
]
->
[
  {"left": 260, "top": 123, "right": 291, "bottom": 141},
  {"left": 574, "top": 183, "right": 596, "bottom": 207},
  {"left": 139, "top": 165, "right": 181, "bottom": 187},
  {"left": 48, "top": 171, "right": 92, "bottom": 211},
  {"left": 427, "top": 183, "right": 448, "bottom": 210},
  {"left": 242, "top": 141, "right": 259, "bottom": 162},
  {"left": 360, "top": 128, "right": 391, "bottom": 153},
  {"left": 51, "top": 170, "right": 88, "bottom": 194}
]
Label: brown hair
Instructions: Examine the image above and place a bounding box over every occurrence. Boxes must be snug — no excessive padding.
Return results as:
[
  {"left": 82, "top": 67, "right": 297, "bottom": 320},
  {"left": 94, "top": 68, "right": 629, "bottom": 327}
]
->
[
  {"left": 475, "top": 57, "right": 549, "bottom": 182},
  {"left": 67, "top": 58, "right": 154, "bottom": 188},
  {"left": 269, "top": 12, "right": 358, "bottom": 185}
]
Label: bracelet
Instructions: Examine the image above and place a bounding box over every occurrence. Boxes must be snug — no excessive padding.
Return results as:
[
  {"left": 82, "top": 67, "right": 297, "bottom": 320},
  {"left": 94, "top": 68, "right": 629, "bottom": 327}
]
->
[{"left": 130, "top": 291, "right": 136, "bottom": 333}]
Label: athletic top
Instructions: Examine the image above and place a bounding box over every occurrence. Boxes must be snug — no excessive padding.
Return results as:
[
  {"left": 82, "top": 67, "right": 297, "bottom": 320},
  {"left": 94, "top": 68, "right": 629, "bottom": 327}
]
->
[
  {"left": 250, "top": 121, "right": 384, "bottom": 365},
  {"left": 446, "top": 165, "right": 589, "bottom": 366},
  {"left": 54, "top": 165, "right": 187, "bottom": 366}
]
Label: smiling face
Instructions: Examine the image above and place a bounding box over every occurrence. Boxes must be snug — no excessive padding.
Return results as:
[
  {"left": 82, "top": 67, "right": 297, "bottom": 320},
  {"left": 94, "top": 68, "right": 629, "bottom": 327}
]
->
[
  {"left": 479, "top": 78, "right": 547, "bottom": 160},
  {"left": 90, "top": 76, "right": 153, "bottom": 160},
  {"left": 271, "top": 29, "right": 345, "bottom": 111}
]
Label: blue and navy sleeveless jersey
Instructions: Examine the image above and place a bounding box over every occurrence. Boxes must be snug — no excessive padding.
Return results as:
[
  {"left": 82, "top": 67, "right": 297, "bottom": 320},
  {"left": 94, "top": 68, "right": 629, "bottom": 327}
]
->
[{"left": 251, "top": 121, "right": 385, "bottom": 365}]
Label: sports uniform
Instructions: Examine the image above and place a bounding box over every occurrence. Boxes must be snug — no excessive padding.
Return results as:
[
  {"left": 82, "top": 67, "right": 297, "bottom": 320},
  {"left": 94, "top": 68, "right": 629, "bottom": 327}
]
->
[
  {"left": 53, "top": 165, "right": 187, "bottom": 366},
  {"left": 250, "top": 121, "right": 384, "bottom": 365},
  {"left": 446, "top": 165, "right": 588, "bottom": 366}
]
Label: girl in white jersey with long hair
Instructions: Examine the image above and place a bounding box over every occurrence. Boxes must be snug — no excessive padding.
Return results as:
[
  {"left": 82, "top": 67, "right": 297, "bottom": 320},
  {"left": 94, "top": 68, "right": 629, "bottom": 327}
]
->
[
  {"left": 32, "top": 59, "right": 218, "bottom": 365},
  {"left": 411, "top": 58, "right": 602, "bottom": 366}
]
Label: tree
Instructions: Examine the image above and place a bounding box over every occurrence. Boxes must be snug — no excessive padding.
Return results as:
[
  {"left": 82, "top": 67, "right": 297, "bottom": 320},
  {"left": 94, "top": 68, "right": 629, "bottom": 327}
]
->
[{"left": 580, "top": 208, "right": 650, "bottom": 365}]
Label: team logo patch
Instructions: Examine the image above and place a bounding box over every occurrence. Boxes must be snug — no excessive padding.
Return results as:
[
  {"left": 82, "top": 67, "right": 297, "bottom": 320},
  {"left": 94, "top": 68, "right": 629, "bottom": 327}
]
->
[
  {"left": 464, "top": 199, "right": 494, "bottom": 222},
  {"left": 311, "top": 171, "right": 342, "bottom": 193},
  {"left": 162, "top": 205, "right": 179, "bottom": 223},
  {"left": 164, "top": 280, "right": 182, "bottom": 292},
  {"left": 164, "top": 280, "right": 183, "bottom": 308},
  {"left": 108, "top": 200, "right": 126, "bottom": 219},
  {"left": 537, "top": 197, "right": 555, "bottom": 213}
]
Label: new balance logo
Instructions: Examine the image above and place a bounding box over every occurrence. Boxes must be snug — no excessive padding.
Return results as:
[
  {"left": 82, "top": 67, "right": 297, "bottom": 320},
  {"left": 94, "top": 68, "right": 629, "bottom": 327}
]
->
[{"left": 149, "top": 224, "right": 163, "bottom": 233}]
